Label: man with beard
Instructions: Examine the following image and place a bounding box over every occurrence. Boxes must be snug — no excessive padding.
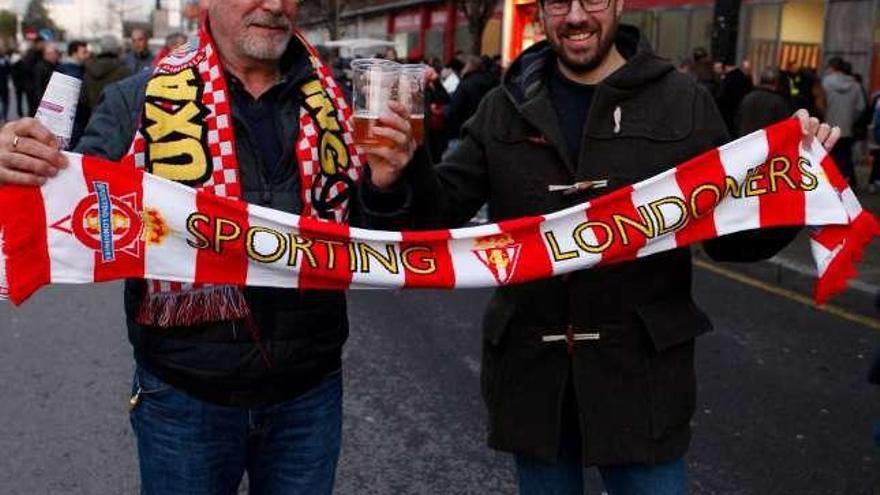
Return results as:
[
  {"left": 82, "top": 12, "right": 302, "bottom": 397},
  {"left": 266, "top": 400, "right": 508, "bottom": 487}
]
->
[
  {"left": 362, "top": 0, "right": 839, "bottom": 492},
  {"left": 0, "top": 0, "right": 411, "bottom": 493}
]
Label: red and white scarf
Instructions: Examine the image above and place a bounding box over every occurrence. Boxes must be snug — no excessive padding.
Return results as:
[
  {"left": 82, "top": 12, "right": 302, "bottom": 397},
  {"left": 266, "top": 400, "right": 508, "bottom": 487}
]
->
[
  {"left": 117, "top": 27, "right": 361, "bottom": 326},
  {"left": 1, "top": 119, "right": 877, "bottom": 308}
]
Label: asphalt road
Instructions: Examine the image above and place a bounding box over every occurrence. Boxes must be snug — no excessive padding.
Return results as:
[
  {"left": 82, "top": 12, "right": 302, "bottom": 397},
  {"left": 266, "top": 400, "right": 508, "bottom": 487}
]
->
[{"left": 0, "top": 267, "right": 877, "bottom": 494}]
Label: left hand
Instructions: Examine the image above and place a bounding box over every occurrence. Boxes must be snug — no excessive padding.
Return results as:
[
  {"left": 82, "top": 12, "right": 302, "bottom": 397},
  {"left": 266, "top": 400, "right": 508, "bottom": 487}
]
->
[
  {"left": 361, "top": 100, "right": 418, "bottom": 191},
  {"left": 794, "top": 108, "right": 840, "bottom": 151}
]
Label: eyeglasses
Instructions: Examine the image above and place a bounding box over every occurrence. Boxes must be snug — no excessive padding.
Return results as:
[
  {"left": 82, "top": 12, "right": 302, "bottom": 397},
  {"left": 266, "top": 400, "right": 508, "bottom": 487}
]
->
[{"left": 542, "top": 0, "right": 612, "bottom": 15}]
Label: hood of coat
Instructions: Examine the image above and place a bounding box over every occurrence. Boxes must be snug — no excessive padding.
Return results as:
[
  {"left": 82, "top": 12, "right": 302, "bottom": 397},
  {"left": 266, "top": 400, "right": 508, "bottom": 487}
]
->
[
  {"left": 823, "top": 71, "right": 861, "bottom": 95},
  {"left": 86, "top": 56, "right": 125, "bottom": 79},
  {"left": 502, "top": 24, "right": 674, "bottom": 106}
]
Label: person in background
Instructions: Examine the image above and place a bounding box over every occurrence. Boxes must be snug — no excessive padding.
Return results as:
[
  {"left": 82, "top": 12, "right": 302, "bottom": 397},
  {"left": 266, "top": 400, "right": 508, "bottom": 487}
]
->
[
  {"left": 690, "top": 47, "right": 718, "bottom": 98},
  {"left": 10, "top": 49, "right": 27, "bottom": 118},
  {"left": 0, "top": 48, "right": 11, "bottom": 122},
  {"left": 83, "top": 35, "right": 131, "bottom": 114},
  {"left": 383, "top": 46, "right": 400, "bottom": 62},
  {"left": 715, "top": 61, "right": 754, "bottom": 134},
  {"left": 57, "top": 40, "right": 92, "bottom": 149},
  {"left": 443, "top": 54, "right": 498, "bottom": 152},
  {"left": 33, "top": 42, "right": 60, "bottom": 105},
  {"left": 58, "top": 40, "right": 90, "bottom": 79},
  {"left": 735, "top": 66, "right": 792, "bottom": 137},
  {"left": 21, "top": 37, "right": 46, "bottom": 116},
  {"left": 822, "top": 56, "right": 866, "bottom": 187},
  {"left": 790, "top": 66, "right": 826, "bottom": 120},
  {"left": 425, "top": 65, "right": 451, "bottom": 163},
  {"left": 122, "top": 28, "right": 154, "bottom": 74},
  {"left": 865, "top": 90, "right": 880, "bottom": 193},
  {"left": 441, "top": 57, "right": 464, "bottom": 95},
  {"left": 153, "top": 31, "right": 189, "bottom": 62}
]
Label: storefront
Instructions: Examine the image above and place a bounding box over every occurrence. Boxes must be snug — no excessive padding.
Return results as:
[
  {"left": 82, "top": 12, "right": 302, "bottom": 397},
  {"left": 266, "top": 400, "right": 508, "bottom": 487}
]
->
[
  {"left": 738, "top": 0, "right": 825, "bottom": 82},
  {"left": 502, "top": 0, "right": 544, "bottom": 66}
]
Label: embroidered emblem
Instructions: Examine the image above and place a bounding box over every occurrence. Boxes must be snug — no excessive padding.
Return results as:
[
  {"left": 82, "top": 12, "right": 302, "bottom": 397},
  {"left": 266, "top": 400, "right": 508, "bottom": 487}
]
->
[
  {"left": 472, "top": 233, "right": 522, "bottom": 284},
  {"left": 51, "top": 182, "right": 144, "bottom": 262}
]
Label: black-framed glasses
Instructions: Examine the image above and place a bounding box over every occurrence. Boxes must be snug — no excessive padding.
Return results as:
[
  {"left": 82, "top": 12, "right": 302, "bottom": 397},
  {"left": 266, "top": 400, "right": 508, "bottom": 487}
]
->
[{"left": 542, "top": 0, "right": 612, "bottom": 15}]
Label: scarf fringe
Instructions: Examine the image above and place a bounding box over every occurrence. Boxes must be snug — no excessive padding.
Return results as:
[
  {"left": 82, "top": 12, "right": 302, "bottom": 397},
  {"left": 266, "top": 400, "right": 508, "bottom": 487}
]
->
[
  {"left": 813, "top": 211, "right": 880, "bottom": 305},
  {"left": 136, "top": 285, "right": 251, "bottom": 328}
]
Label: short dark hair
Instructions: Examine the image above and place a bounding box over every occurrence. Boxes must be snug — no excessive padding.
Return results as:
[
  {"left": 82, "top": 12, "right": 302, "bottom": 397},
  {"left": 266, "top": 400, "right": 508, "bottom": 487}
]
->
[
  {"left": 827, "top": 56, "right": 846, "bottom": 72},
  {"left": 67, "top": 40, "right": 87, "bottom": 57}
]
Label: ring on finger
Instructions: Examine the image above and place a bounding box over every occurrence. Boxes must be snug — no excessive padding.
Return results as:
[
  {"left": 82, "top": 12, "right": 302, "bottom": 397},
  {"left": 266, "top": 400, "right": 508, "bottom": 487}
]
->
[{"left": 12, "top": 134, "right": 19, "bottom": 148}]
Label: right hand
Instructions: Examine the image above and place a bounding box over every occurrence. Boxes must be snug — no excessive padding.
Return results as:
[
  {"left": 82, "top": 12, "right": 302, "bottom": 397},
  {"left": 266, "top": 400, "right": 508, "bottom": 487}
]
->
[{"left": 0, "top": 118, "right": 68, "bottom": 187}]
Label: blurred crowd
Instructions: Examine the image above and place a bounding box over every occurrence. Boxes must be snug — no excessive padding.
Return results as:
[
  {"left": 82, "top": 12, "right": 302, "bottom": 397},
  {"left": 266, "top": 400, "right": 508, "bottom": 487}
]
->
[
  {"left": 0, "top": 28, "right": 190, "bottom": 148},
  {"left": 680, "top": 47, "right": 879, "bottom": 192},
  {"left": 324, "top": 44, "right": 880, "bottom": 196}
]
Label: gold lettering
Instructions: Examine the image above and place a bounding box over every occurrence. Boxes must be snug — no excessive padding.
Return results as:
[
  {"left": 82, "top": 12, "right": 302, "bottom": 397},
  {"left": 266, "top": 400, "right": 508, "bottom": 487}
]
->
[
  {"left": 724, "top": 176, "right": 743, "bottom": 198},
  {"left": 798, "top": 158, "right": 819, "bottom": 191},
  {"left": 246, "top": 227, "right": 287, "bottom": 264},
  {"left": 145, "top": 69, "right": 199, "bottom": 101},
  {"left": 319, "top": 133, "right": 348, "bottom": 175},
  {"left": 689, "top": 184, "right": 722, "bottom": 219},
  {"left": 648, "top": 197, "right": 689, "bottom": 235},
  {"left": 358, "top": 243, "right": 399, "bottom": 274},
  {"left": 401, "top": 246, "right": 438, "bottom": 275},
  {"left": 186, "top": 213, "right": 211, "bottom": 250},
  {"left": 768, "top": 157, "right": 797, "bottom": 192},
  {"left": 149, "top": 138, "right": 210, "bottom": 183},
  {"left": 287, "top": 235, "right": 318, "bottom": 269},
  {"left": 573, "top": 221, "right": 614, "bottom": 254},
  {"left": 145, "top": 101, "right": 204, "bottom": 142},
  {"left": 612, "top": 206, "right": 656, "bottom": 246},
  {"left": 745, "top": 167, "right": 768, "bottom": 197},
  {"left": 315, "top": 239, "right": 346, "bottom": 270},
  {"left": 213, "top": 218, "right": 241, "bottom": 253},
  {"left": 305, "top": 93, "right": 342, "bottom": 132},
  {"left": 544, "top": 231, "right": 579, "bottom": 262}
]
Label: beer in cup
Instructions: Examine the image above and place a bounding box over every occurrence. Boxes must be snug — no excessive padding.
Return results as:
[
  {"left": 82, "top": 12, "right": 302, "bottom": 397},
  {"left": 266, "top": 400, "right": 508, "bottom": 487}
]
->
[
  {"left": 399, "top": 64, "right": 426, "bottom": 145},
  {"left": 351, "top": 58, "right": 400, "bottom": 148}
]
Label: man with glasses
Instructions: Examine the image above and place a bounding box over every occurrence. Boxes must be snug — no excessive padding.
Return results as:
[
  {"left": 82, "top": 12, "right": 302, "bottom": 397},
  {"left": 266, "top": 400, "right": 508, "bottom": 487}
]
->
[{"left": 362, "top": 0, "right": 839, "bottom": 493}]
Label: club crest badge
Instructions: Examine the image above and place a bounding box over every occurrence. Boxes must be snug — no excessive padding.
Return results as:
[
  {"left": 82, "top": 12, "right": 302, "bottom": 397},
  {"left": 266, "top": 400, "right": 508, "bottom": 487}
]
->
[
  {"left": 51, "top": 182, "right": 146, "bottom": 262},
  {"left": 472, "top": 233, "right": 522, "bottom": 285}
]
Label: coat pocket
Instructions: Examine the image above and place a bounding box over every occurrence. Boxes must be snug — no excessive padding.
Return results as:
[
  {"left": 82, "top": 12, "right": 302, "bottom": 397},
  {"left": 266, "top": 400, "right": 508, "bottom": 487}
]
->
[{"left": 634, "top": 298, "right": 713, "bottom": 352}]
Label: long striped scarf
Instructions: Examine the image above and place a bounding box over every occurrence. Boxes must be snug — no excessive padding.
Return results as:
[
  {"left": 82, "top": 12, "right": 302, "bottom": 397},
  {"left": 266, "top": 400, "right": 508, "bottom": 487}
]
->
[
  {"left": 117, "top": 27, "right": 361, "bottom": 327},
  {"left": 1, "top": 118, "right": 876, "bottom": 306}
]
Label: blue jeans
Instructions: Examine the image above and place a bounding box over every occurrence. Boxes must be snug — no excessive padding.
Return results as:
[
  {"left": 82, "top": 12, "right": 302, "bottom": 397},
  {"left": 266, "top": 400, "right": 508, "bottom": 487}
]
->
[
  {"left": 516, "top": 456, "right": 687, "bottom": 495},
  {"left": 130, "top": 366, "right": 343, "bottom": 495}
]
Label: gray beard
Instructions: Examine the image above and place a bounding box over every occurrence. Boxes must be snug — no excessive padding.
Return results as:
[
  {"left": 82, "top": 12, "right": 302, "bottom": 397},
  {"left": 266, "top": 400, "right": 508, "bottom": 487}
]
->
[{"left": 237, "top": 32, "right": 291, "bottom": 61}]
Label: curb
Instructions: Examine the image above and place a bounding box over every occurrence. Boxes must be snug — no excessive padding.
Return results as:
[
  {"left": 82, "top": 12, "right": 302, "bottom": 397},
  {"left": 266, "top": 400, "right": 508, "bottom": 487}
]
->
[{"left": 693, "top": 250, "right": 880, "bottom": 317}]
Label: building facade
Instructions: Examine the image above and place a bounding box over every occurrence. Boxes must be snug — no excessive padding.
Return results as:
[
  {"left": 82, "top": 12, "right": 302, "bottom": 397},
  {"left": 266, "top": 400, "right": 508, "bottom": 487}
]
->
[
  {"left": 300, "top": 0, "right": 504, "bottom": 62},
  {"left": 502, "top": 0, "right": 880, "bottom": 93}
]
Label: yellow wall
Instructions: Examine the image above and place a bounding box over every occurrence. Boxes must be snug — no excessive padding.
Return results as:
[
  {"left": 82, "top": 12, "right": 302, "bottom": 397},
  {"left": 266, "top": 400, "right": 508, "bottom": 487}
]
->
[{"left": 780, "top": 0, "right": 825, "bottom": 44}]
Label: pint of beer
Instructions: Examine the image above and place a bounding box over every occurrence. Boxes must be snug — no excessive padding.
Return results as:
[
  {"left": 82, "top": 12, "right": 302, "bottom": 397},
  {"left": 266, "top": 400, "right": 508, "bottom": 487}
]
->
[
  {"left": 400, "top": 64, "right": 427, "bottom": 145},
  {"left": 351, "top": 59, "right": 400, "bottom": 148}
]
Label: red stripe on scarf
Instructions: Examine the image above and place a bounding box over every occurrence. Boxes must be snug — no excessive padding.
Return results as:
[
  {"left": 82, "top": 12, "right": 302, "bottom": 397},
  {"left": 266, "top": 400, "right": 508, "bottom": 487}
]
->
[
  {"left": 193, "top": 191, "right": 250, "bottom": 285},
  {"left": 591, "top": 185, "right": 644, "bottom": 265},
  {"left": 499, "top": 216, "right": 554, "bottom": 283},
  {"left": 81, "top": 156, "right": 147, "bottom": 282},
  {"left": 401, "top": 230, "right": 456, "bottom": 288},
  {"left": 296, "top": 217, "right": 353, "bottom": 289},
  {"left": 0, "top": 185, "right": 50, "bottom": 304},
  {"left": 820, "top": 154, "right": 849, "bottom": 193},
  {"left": 675, "top": 149, "right": 725, "bottom": 246},
  {"left": 759, "top": 120, "right": 805, "bottom": 227}
]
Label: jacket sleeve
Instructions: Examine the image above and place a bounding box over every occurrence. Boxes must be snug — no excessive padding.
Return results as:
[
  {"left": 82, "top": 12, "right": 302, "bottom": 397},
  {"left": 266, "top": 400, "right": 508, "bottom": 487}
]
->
[
  {"left": 698, "top": 85, "right": 801, "bottom": 262},
  {"left": 358, "top": 93, "right": 495, "bottom": 231}
]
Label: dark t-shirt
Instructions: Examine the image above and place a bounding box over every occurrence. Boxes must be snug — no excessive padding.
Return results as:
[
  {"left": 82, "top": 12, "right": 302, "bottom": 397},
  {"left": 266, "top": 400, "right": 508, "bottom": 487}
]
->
[{"left": 548, "top": 63, "right": 596, "bottom": 164}]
